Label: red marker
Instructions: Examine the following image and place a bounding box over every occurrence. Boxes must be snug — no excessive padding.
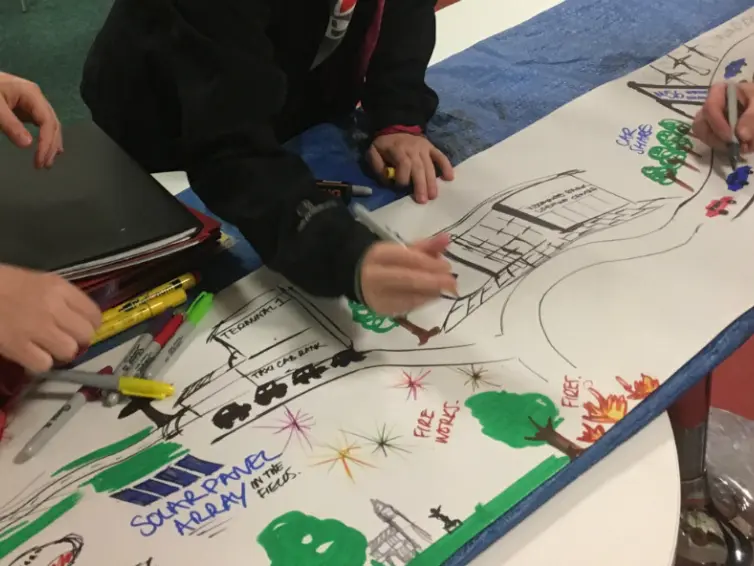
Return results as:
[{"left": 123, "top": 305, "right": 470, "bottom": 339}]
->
[{"left": 131, "top": 312, "right": 185, "bottom": 377}]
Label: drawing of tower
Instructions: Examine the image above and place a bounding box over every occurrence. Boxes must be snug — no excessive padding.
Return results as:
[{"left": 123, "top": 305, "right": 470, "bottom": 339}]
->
[{"left": 368, "top": 499, "right": 432, "bottom": 565}]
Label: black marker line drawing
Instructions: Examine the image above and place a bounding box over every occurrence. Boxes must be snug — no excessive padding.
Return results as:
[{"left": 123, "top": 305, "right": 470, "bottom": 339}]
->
[
  {"left": 454, "top": 364, "right": 501, "bottom": 391},
  {"left": 433, "top": 170, "right": 667, "bottom": 333},
  {"left": 368, "top": 499, "right": 432, "bottom": 565},
  {"left": 429, "top": 505, "right": 463, "bottom": 534},
  {"left": 649, "top": 64, "right": 694, "bottom": 85},
  {"left": 537, "top": 225, "right": 703, "bottom": 369},
  {"left": 625, "top": 82, "right": 708, "bottom": 119},
  {"left": 8, "top": 533, "right": 83, "bottom": 566},
  {"left": 665, "top": 53, "right": 711, "bottom": 76},
  {"left": 342, "top": 424, "right": 411, "bottom": 458},
  {"left": 629, "top": 33, "right": 754, "bottom": 118},
  {"left": 684, "top": 43, "right": 719, "bottom": 62}
]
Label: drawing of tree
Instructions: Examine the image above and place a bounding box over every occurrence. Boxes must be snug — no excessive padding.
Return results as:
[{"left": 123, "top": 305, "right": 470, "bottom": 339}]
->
[
  {"left": 258, "top": 511, "right": 369, "bottom": 566},
  {"left": 642, "top": 118, "right": 697, "bottom": 190},
  {"left": 348, "top": 301, "right": 398, "bottom": 333},
  {"left": 465, "top": 391, "right": 584, "bottom": 461}
]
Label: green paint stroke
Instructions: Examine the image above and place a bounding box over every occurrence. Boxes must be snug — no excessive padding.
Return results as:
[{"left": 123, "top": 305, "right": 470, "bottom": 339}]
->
[
  {"left": 0, "top": 521, "right": 28, "bottom": 541},
  {"left": 81, "top": 441, "right": 187, "bottom": 494},
  {"left": 53, "top": 426, "right": 154, "bottom": 477},
  {"left": 0, "top": 491, "right": 83, "bottom": 560},
  {"left": 258, "top": 510, "right": 368, "bottom": 566},
  {"left": 409, "top": 455, "right": 569, "bottom": 566},
  {"left": 347, "top": 301, "right": 398, "bottom": 334},
  {"left": 465, "top": 390, "right": 563, "bottom": 449}
]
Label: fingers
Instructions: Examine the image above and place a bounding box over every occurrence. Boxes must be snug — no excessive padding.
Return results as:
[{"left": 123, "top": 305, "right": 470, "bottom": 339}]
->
[
  {"left": 63, "top": 288, "right": 102, "bottom": 330},
  {"left": 702, "top": 83, "right": 731, "bottom": 147},
  {"left": 421, "top": 153, "right": 438, "bottom": 201},
  {"left": 411, "top": 155, "right": 429, "bottom": 204},
  {"left": 0, "top": 102, "right": 33, "bottom": 148},
  {"left": 736, "top": 91, "right": 754, "bottom": 149},
  {"left": 394, "top": 153, "right": 412, "bottom": 187},
  {"left": 369, "top": 265, "right": 457, "bottom": 294},
  {"left": 33, "top": 326, "right": 80, "bottom": 364},
  {"left": 367, "top": 145, "right": 386, "bottom": 181},
  {"left": 1, "top": 341, "right": 53, "bottom": 374},
  {"left": 430, "top": 147, "right": 454, "bottom": 181},
  {"left": 368, "top": 242, "right": 452, "bottom": 274},
  {"left": 14, "top": 83, "right": 62, "bottom": 168},
  {"left": 412, "top": 233, "right": 451, "bottom": 257}
]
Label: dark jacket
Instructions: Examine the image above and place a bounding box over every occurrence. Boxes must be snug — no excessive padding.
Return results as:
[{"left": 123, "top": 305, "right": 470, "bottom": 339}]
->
[{"left": 81, "top": 0, "right": 439, "bottom": 301}]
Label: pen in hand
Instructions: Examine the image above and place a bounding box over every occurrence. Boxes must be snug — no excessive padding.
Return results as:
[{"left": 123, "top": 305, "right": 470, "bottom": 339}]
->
[{"left": 727, "top": 82, "right": 742, "bottom": 170}]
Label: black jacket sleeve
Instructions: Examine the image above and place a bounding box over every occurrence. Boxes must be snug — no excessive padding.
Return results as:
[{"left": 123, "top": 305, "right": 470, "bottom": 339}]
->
[
  {"left": 160, "top": 0, "right": 377, "bottom": 300},
  {"left": 361, "top": 0, "right": 440, "bottom": 133}
]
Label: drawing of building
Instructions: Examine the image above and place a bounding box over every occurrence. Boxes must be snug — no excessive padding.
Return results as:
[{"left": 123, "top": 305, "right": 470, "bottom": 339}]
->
[
  {"left": 368, "top": 499, "right": 432, "bottom": 565},
  {"left": 440, "top": 170, "right": 666, "bottom": 331}
]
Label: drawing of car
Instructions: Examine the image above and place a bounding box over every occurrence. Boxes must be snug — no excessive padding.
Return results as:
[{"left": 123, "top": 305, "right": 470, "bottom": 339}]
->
[
  {"left": 726, "top": 165, "right": 752, "bottom": 191},
  {"left": 254, "top": 380, "right": 288, "bottom": 406},
  {"left": 706, "top": 196, "right": 736, "bottom": 217}
]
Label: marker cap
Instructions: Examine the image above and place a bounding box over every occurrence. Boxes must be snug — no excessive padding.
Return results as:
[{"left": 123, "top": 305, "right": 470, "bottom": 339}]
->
[
  {"left": 119, "top": 377, "right": 175, "bottom": 400},
  {"left": 186, "top": 292, "right": 214, "bottom": 325}
]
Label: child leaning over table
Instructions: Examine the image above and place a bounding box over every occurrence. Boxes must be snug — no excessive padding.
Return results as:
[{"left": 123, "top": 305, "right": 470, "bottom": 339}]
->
[{"left": 80, "top": 0, "right": 458, "bottom": 318}]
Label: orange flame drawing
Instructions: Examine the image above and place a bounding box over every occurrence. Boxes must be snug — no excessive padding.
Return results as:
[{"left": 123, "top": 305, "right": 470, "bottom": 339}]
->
[
  {"left": 577, "top": 423, "right": 606, "bottom": 444},
  {"left": 583, "top": 388, "right": 628, "bottom": 424},
  {"left": 616, "top": 374, "right": 660, "bottom": 400}
]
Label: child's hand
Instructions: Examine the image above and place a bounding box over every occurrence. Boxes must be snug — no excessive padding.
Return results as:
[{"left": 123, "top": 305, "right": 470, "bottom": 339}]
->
[
  {"left": 367, "top": 133, "right": 454, "bottom": 204},
  {"left": 0, "top": 265, "right": 101, "bottom": 373},
  {"left": 693, "top": 82, "right": 754, "bottom": 153},
  {"left": 0, "top": 71, "right": 63, "bottom": 169},
  {"left": 359, "top": 234, "right": 457, "bottom": 316}
]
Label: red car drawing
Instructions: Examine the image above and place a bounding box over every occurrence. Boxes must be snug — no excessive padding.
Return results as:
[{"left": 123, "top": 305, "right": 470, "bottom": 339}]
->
[{"left": 706, "top": 196, "right": 736, "bottom": 217}]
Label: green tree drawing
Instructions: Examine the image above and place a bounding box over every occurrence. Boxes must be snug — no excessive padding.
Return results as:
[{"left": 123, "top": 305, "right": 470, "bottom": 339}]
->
[
  {"left": 465, "top": 391, "right": 584, "bottom": 461},
  {"left": 642, "top": 119, "right": 695, "bottom": 188},
  {"left": 258, "top": 511, "right": 370, "bottom": 566},
  {"left": 348, "top": 301, "right": 398, "bottom": 333}
]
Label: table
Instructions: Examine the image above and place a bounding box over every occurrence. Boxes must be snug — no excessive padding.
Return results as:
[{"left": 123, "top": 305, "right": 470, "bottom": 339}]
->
[{"left": 148, "top": 0, "right": 682, "bottom": 564}]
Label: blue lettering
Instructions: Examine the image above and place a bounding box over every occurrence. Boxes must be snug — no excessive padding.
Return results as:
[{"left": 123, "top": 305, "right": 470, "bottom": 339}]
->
[
  {"left": 201, "top": 477, "right": 219, "bottom": 494},
  {"left": 174, "top": 518, "right": 195, "bottom": 536},
  {"left": 132, "top": 452, "right": 272, "bottom": 538},
  {"left": 130, "top": 515, "right": 157, "bottom": 537}
]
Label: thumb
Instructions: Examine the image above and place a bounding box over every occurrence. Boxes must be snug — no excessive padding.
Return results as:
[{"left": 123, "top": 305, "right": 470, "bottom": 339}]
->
[
  {"left": 412, "top": 232, "right": 451, "bottom": 256},
  {"left": 0, "top": 102, "right": 33, "bottom": 148}
]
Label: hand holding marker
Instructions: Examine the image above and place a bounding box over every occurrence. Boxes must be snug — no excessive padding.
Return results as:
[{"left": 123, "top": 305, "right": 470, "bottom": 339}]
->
[{"left": 144, "top": 292, "right": 214, "bottom": 379}]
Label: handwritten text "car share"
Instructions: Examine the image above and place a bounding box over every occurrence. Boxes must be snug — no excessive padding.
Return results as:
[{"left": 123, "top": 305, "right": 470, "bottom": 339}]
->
[{"left": 130, "top": 450, "right": 281, "bottom": 537}]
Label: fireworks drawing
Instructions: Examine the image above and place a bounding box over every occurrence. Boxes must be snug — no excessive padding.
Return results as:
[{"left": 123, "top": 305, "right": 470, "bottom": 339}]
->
[
  {"left": 394, "top": 369, "right": 430, "bottom": 401},
  {"left": 256, "top": 406, "right": 315, "bottom": 451},
  {"left": 454, "top": 364, "right": 500, "bottom": 391},
  {"left": 311, "top": 435, "right": 376, "bottom": 482},
  {"left": 342, "top": 424, "right": 412, "bottom": 458}
]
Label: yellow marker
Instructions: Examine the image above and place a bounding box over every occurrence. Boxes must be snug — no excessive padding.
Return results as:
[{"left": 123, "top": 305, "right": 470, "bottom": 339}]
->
[
  {"left": 38, "top": 370, "right": 175, "bottom": 400},
  {"left": 118, "top": 377, "right": 175, "bottom": 400},
  {"left": 101, "top": 273, "right": 198, "bottom": 323},
  {"left": 91, "top": 288, "right": 188, "bottom": 345},
  {"left": 385, "top": 166, "right": 396, "bottom": 182}
]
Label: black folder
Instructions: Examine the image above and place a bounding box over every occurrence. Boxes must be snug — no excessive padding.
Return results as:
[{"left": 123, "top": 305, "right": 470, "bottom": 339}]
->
[{"left": 0, "top": 122, "right": 200, "bottom": 277}]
